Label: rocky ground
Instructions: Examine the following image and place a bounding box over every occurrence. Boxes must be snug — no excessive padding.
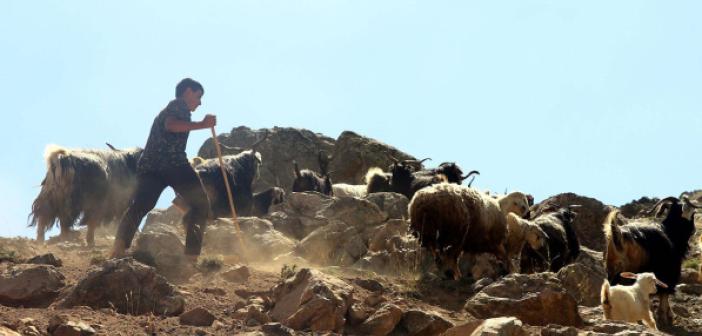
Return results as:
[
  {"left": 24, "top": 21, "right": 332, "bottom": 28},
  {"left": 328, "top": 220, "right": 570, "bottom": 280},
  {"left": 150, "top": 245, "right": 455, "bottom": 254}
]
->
[{"left": 1, "top": 191, "right": 701, "bottom": 336}]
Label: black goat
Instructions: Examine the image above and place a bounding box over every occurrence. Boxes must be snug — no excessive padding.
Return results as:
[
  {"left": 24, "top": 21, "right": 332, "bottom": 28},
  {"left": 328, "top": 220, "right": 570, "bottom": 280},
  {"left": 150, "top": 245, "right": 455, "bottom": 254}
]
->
[
  {"left": 603, "top": 195, "right": 700, "bottom": 327},
  {"left": 520, "top": 207, "right": 581, "bottom": 273},
  {"left": 291, "top": 151, "right": 333, "bottom": 196},
  {"left": 252, "top": 187, "right": 285, "bottom": 216}
]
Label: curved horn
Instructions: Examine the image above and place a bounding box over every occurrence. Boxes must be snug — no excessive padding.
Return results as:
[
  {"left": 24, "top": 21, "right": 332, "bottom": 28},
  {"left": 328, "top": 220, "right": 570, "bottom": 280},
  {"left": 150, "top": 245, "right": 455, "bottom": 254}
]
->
[
  {"left": 641, "top": 197, "right": 679, "bottom": 217},
  {"left": 461, "top": 170, "right": 480, "bottom": 180},
  {"left": 681, "top": 194, "right": 702, "bottom": 209},
  {"left": 250, "top": 130, "right": 269, "bottom": 151},
  {"left": 106, "top": 142, "right": 118, "bottom": 151},
  {"left": 293, "top": 161, "right": 302, "bottom": 178},
  {"left": 466, "top": 175, "right": 477, "bottom": 187},
  {"left": 388, "top": 155, "right": 399, "bottom": 164}
]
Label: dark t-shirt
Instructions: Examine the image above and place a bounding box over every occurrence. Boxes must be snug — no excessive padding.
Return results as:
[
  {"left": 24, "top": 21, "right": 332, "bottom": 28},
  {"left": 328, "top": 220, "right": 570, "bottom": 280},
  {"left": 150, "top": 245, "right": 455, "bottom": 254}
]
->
[{"left": 137, "top": 98, "right": 191, "bottom": 173}]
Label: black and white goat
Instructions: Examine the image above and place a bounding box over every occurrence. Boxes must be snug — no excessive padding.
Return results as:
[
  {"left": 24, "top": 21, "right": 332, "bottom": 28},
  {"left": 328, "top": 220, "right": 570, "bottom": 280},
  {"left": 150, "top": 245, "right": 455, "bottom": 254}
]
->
[{"left": 603, "top": 194, "right": 700, "bottom": 326}]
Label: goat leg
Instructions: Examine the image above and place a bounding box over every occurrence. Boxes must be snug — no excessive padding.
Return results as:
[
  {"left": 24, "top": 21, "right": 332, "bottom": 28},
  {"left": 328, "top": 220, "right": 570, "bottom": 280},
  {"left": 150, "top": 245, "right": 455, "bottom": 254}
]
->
[{"left": 655, "top": 293, "right": 673, "bottom": 327}]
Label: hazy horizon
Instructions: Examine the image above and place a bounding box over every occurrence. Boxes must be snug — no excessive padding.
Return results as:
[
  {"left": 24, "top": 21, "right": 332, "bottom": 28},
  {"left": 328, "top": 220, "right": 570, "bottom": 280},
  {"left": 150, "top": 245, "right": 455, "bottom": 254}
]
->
[{"left": 2, "top": 1, "right": 700, "bottom": 239}]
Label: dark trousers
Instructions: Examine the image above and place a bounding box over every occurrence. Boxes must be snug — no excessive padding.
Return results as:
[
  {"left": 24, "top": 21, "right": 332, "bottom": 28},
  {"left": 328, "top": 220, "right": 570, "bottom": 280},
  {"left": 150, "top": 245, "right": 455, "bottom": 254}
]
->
[{"left": 116, "top": 165, "right": 210, "bottom": 256}]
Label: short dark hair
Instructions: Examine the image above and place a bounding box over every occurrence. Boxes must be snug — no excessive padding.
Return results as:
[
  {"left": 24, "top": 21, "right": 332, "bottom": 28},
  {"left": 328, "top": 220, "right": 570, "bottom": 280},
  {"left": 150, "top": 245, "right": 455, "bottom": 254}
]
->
[{"left": 175, "top": 78, "right": 204, "bottom": 98}]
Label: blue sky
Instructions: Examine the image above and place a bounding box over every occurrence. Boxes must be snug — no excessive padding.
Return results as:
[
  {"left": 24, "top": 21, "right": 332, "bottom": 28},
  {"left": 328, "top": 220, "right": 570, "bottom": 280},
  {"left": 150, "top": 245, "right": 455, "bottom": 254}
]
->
[{"left": 1, "top": 1, "right": 700, "bottom": 238}]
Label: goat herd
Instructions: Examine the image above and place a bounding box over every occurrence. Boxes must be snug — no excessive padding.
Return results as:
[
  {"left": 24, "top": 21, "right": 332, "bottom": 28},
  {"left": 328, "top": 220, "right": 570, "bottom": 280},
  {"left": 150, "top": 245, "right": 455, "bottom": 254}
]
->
[{"left": 28, "top": 137, "right": 701, "bottom": 331}]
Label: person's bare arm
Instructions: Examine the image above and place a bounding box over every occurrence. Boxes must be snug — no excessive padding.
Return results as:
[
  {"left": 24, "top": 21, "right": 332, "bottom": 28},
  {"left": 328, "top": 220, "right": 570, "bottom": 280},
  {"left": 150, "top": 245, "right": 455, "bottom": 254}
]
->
[{"left": 165, "top": 114, "right": 216, "bottom": 132}]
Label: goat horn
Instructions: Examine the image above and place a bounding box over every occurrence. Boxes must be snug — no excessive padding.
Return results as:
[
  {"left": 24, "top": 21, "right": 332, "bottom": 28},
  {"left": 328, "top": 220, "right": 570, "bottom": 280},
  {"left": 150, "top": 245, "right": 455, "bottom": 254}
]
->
[
  {"left": 682, "top": 195, "right": 702, "bottom": 209},
  {"left": 405, "top": 157, "right": 432, "bottom": 164},
  {"left": 106, "top": 143, "right": 118, "bottom": 151},
  {"left": 642, "top": 197, "right": 679, "bottom": 217},
  {"left": 461, "top": 170, "right": 480, "bottom": 180},
  {"left": 619, "top": 272, "right": 637, "bottom": 280},
  {"left": 388, "top": 155, "right": 399, "bottom": 164},
  {"left": 655, "top": 279, "right": 669, "bottom": 288},
  {"left": 250, "top": 130, "right": 269, "bottom": 150},
  {"left": 466, "top": 175, "right": 477, "bottom": 187}
]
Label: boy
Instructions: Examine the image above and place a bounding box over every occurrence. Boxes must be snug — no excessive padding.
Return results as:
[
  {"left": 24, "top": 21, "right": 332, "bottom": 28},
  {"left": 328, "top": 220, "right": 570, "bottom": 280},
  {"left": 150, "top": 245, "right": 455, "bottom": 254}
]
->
[{"left": 110, "top": 78, "right": 215, "bottom": 262}]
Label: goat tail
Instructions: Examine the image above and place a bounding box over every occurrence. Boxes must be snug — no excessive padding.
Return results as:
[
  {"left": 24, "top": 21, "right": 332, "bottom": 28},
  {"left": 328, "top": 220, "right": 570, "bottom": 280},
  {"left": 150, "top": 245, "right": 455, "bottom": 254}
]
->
[
  {"left": 603, "top": 209, "right": 624, "bottom": 250},
  {"left": 601, "top": 280, "right": 612, "bottom": 318},
  {"left": 293, "top": 161, "right": 302, "bottom": 178},
  {"left": 365, "top": 167, "right": 385, "bottom": 184}
]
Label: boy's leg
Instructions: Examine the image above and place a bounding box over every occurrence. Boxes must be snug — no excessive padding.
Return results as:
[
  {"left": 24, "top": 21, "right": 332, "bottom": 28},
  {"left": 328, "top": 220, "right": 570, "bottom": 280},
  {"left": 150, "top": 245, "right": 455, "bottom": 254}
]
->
[
  {"left": 110, "top": 173, "right": 166, "bottom": 258},
  {"left": 167, "top": 165, "right": 210, "bottom": 258}
]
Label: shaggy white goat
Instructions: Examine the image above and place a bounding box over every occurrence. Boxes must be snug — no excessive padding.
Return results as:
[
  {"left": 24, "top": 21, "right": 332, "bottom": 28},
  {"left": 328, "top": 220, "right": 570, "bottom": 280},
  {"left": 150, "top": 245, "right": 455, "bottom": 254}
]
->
[
  {"left": 601, "top": 272, "right": 668, "bottom": 330},
  {"left": 332, "top": 183, "right": 368, "bottom": 198}
]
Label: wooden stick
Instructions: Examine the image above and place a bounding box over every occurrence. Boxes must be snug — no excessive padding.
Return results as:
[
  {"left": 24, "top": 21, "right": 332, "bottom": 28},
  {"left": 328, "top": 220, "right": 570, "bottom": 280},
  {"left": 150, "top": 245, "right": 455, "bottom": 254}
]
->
[{"left": 210, "top": 127, "right": 247, "bottom": 258}]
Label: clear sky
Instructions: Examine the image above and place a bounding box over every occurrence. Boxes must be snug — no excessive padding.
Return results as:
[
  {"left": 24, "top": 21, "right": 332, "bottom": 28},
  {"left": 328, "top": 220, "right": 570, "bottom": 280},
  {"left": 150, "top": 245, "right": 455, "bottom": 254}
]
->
[{"left": 1, "top": 1, "right": 700, "bottom": 238}]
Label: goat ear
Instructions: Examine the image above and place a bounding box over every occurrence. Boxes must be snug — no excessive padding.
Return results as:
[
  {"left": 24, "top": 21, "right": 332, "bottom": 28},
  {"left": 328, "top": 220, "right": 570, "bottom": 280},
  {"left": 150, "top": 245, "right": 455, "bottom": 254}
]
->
[
  {"left": 655, "top": 279, "right": 669, "bottom": 288},
  {"left": 619, "top": 272, "right": 637, "bottom": 279}
]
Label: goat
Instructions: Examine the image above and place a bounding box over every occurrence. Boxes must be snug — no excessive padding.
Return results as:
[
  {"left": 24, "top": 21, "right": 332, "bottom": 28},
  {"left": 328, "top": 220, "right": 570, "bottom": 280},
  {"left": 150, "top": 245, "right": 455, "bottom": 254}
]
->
[
  {"left": 504, "top": 212, "right": 549, "bottom": 273},
  {"left": 408, "top": 183, "right": 530, "bottom": 279},
  {"left": 29, "top": 144, "right": 142, "bottom": 246},
  {"left": 603, "top": 194, "right": 700, "bottom": 327},
  {"left": 252, "top": 187, "right": 285, "bottom": 216},
  {"left": 520, "top": 207, "right": 581, "bottom": 273},
  {"left": 601, "top": 272, "right": 668, "bottom": 330},
  {"left": 291, "top": 151, "right": 333, "bottom": 196}
]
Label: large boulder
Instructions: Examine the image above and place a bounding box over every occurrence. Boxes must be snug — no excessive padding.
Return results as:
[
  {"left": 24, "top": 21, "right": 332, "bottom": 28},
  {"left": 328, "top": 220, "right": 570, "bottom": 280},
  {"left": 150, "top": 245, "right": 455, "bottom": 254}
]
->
[
  {"left": 59, "top": 258, "right": 185, "bottom": 316},
  {"left": 143, "top": 206, "right": 183, "bottom": 230},
  {"left": 269, "top": 268, "right": 354, "bottom": 332},
  {"left": 464, "top": 273, "right": 583, "bottom": 327},
  {"left": 203, "top": 217, "right": 296, "bottom": 262},
  {"left": 530, "top": 193, "right": 609, "bottom": 251},
  {"left": 134, "top": 225, "right": 191, "bottom": 281},
  {"left": 0, "top": 264, "right": 65, "bottom": 307},
  {"left": 618, "top": 196, "right": 659, "bottom": 218},
  {"left": 357, "top": 303, "right": 403, "bottom": 336},
  {"left": 198, "top": 126, "right": 336, "bottom": 193},
  {"left": 395, "top": 309, "right": 454, "bottom": 336},
  {"left": 556, "top": 247, "right": 606, "bottom": 307},
  {"left": 328, "top": 131, "right": 419, "bottom": 185},
  {"left": 267, "top": 192, "right": 335, "bottom": 240}
]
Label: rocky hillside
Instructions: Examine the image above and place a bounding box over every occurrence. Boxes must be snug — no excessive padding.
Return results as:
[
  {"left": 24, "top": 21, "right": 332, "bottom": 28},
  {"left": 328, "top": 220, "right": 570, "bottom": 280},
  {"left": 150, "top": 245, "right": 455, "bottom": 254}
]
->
[
  {"left": 3, "top": 127, "right": 701, "bottom": 335},
  {"left": 1, "top": 190, "right": 701, "bottom": 335}
]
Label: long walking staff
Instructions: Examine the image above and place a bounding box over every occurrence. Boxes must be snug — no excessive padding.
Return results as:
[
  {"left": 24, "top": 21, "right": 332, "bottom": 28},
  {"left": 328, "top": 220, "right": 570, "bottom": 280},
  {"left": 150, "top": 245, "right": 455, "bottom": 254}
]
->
[{"left": 210, "top": 126, "right": 247, "bottom": 259}]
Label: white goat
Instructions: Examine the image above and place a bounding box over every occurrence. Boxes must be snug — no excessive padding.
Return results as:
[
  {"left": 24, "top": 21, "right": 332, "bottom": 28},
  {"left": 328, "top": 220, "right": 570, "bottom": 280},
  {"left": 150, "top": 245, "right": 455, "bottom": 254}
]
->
[
  {"left": 504, "top": 212, "right": 549, "bottom": 273},
  {"left": 332, "top": 183, "right": 367, "bottom": 198},
  {"left": 601, "top": 272, "right": 668, "bottom": 330}
]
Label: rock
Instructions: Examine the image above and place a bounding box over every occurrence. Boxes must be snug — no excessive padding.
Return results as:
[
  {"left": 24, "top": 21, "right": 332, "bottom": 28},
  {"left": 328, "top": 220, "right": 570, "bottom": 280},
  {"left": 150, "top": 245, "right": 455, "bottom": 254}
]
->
[
  {"left": 353, "top": 278, "right": 384, "bottom": 293},
  {"left": 556, "top": 247, "right": 606, "bottom": 306},
  {"left": 48, "top": 315, "right": 96, "bottom": 336},
  {"left": 143, "top": 206, "right": 183, "bottom": 230},
  {"left": 180, "top": 307, "right": 216, "bottom": 327},
  {"left": 267, "top": 193, "right": 334, "bottom": 240},
  {"left": 204, "top": 218, "right": 296, "bottom": 262},
  {"left": 348, "top": 303, "right": 373, "bottom": 325},
  {"left": 270, "top": 268, "right": 353, "bottom": 332},
  {"left": 672, "top": 304, "right": 691, "bottom": 318},
  {"left": 319, "top": 196, "right": 388, "bottom": 228},
  {"left": 470, "top": 317, "right": 525, "bottom": 336},
  {"left": 364, "top": 192, "right": 410, "bottom": 220},
  {"left": 0, "top": 326, "right": 20, "bottom": 336},
  {"left": 0, "top": 264, "right": 65, "bottom": 307},
  {"left": 678, "top": 284, "right": 702, "bottom": 295},
  {"left": 358, "top": 303, "right": 403, "bottom": 336},
  {"left": 464, "top": 273, "right": 583, "bottom": 327},
  {"left": 59, "top": 258, "right": 185, "bottom": 316},
  {"left": 441, "top": 320, "right": 485, "bottom": 336},
  {"left": 680, "top": 268, "right": 701, "bottom": 284},
  {"left": 590, "top": 321, "right": 653, "bottom": 334},
  {"left": 397, "top": 310, "right": 453, "bottom": 336},
  {"left": 295, "top": 220, "right": 367, "bottom": 266},
  {"left": 198, "top": 126, "right": 336, "bottom": 193},
  {"left": 261, "top": 322, "right": 295, "bottom": 336},
  {"left": 203, "top": 287, "right": 227, "bottom": 296},
  {"left": 26, "top": 253, "right": 63, "bottom": 267},
  {"left": 233, "top": 301, "right": 271, "bottom": 325},
  {"left": 460, "top": 253, "right": 503, "bottom": 281},
  {"left": 329, "top": 131, "right": 419, "bottom": 185},
  {"left": 133, "top": 228, "right": 192, "bottom": 281},
  {"left": 364, "top": 293, "right": 387, "bottom": 307},
  {"left": 530, "top": 193, "right": 609, "bottom": 251},
  {"left": 354, "top": 250, "right": 433, "bottom": 277},
  {"left": 540, "top": 324, "right": 578, "bottom": 336},
  {"left": 222, "top": 265, "right": 251, "bottom": 283},
  {"left": 472, "top": 278, "right": 494, "bottom": 293},
  {"left": 367, "top": 220, "right": 414, "bottom": 253}
]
